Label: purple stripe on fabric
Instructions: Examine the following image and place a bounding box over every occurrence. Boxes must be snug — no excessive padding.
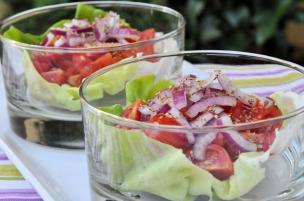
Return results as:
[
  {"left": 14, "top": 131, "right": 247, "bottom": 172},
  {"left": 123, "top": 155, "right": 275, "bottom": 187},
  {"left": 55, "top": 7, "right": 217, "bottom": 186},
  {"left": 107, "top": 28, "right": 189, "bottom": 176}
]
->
[
  {"left": 0, "top": 192, "right": 40, "bottom": 196},
  {"left": 0, "top": 189, "right": 40, "bottom": 198},
  {"left": 223, "top": 68, "right": 290, "bottom": 77},
  {"left": 0, "top": 155, "right": 9, "bottom": 160},
  {"left": 0, "top": 190, "right": 37, "bottom": 194},
  {"left": 0, "top": 199, "right": 43, "bottom": 201}
]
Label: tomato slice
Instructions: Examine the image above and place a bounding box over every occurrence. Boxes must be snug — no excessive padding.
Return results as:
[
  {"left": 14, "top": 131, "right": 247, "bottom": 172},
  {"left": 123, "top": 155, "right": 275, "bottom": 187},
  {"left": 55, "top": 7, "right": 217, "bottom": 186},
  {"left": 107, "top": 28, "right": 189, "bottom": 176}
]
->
[
  {"left": 91, "top": 53, "right": 115, "bottom": 71},
  {"left": 54, "top": 55, "right": 74, "bottom": 70},
  {"left": 197, "top": 144, "right": 233, "bottom": 181},
  {"left": 139, "top": 28, "right": 155, "bottom": 41},
  {"left": 229, "top": 100, "right": 264, "bottom": 123},
  {"left": 41, "top": 69, "right": 67, "bottom": 85},
  {"left": 254, "top": 103, "right": 283, "bottom": 151},
  {"left": 138, "top": 28, "right": 157, "bottom": 61},
  {"left": 145, "top": 114, "right": 192, "bottom": 150},
  {"left": 67, "top": 74, "right": 83, "bottom": 87},
  {"left": 33, "top": 60, "right": 50, "bottom": 73},
  {"left": 72, "top": 54, "right": 92, "bottom": 72},
  {"left": 122, "top": 99, "right": 144, "bottom": 120}
]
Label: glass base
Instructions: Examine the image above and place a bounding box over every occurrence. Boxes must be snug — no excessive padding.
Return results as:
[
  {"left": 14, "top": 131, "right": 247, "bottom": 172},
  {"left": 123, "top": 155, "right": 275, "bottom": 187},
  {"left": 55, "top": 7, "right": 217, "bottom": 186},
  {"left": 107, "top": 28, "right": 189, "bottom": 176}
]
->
[
  {"left": 89, "top": 136, "right": 304, "bottom": 201},
  {"left": 7, "top": 103, "right": 84, "bottom": 149}
]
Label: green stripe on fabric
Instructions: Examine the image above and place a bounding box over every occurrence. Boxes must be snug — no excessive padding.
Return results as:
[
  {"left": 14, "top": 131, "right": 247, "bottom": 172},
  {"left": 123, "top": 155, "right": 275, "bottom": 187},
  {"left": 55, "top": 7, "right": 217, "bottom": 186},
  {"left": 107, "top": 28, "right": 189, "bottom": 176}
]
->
[
  {"left": 0, "top": 165, "right": 23, "bottom": 178},
  {"left": 0, "top": 176, "right": 24, "bottom": 180},
  {"left": 233, "top": 72, "right": 304, "bottom": 87}
]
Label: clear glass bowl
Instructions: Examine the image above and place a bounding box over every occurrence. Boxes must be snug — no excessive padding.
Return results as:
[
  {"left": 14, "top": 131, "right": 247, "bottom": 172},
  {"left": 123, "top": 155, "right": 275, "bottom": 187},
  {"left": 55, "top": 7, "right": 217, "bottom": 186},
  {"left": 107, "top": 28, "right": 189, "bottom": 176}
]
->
[
  {"left": 80, "top": 50, "right": 304, "bottom": 201},
  {"left": 0, "top": 1, "right": 185, "bottom": 148}
]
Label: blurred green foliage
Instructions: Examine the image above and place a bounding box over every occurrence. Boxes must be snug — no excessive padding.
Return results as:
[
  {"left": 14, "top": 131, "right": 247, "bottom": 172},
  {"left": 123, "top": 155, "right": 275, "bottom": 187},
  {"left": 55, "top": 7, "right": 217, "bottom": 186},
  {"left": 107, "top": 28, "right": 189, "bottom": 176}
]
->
[{"left": 2, "top": 0, "right": 304, "bottom": 64}]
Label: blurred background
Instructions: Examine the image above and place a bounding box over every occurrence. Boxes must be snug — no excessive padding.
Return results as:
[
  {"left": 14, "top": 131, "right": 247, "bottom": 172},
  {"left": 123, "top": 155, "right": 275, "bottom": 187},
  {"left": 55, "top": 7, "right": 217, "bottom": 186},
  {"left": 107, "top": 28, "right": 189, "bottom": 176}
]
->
[{"left": 1, "top": 0, "right": 304, "bottom": 65}]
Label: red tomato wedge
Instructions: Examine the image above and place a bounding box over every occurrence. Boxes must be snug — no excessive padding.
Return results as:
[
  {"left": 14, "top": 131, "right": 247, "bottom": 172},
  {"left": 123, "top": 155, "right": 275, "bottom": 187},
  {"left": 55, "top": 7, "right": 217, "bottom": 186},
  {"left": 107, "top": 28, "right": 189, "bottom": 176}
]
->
[
  {"left": 145, "top": 114, "right": 192, "bottom": 150},
  {"left": 229, "top": 100, "right": 265, "bottom": 123},
  {"left": 91, "top": 53, "right": 116, "bottom": 71},
  {"left": 72, "top": 54, "right": 92, "bottom": 72},
  {"left": 122, "top": 99, "right": 144, "bottom": 120},
  {"left": 138, "top": 28, "right": 158, "bottom": 62},
  {"left": 198, "top": 144, "right": 233, "bottom": 181},
  {"left": 41, "top": 69, "right": 67, "bottom": 85},
  {"left": 33, "top": 60, "right": 50, "bottom": 73},
  {"left": 67, "top": 74, "right": 83, "bottom": 87}
]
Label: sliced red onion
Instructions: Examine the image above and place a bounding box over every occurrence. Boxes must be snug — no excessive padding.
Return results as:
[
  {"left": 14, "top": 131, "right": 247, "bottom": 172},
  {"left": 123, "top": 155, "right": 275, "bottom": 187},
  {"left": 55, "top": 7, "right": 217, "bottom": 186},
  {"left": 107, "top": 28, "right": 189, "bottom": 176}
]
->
[
  {"left": 76, "top": 27, "right": 93, "bottom": 33},
  {"left": 193, "top": 132, "right": 217, "bottom": 160},
  {"left": 208, "top": 83, "right": 223, "bottom": 90},
  {"left": 42, "top": 33, "right": 55, "bottom": 46},
  {"left": 186, "top": 96, "right": 237, "bottom": 118},
  {"left": 204, "top": 87, "right": 227, "bottom": 98},
  {"left": 71, "top": 19, "right": 91, "bottom": 29},
  {"left": 94, "top": 11, "right": 121, "bottom": 42},
  {"left": 172, "top": 87, "right": 187, "bottom": 109},
  {"left": 207, "top": 106, "right": 224, "bottom": 115},
  {"left": 190, "top": 112, "right": 214, "bottom": 127},
  {"left": 50, "top": 29, "right": 67, "bottom": 36},
  {"left": 222, "top": 130, "right": 257, "bottom": 152},
  {"left": 138, "top": 105, "right": 156, "bottom": 116},
  {"left": 182, "top": 72, "right": 219, "bottom": 96},
  {"left": 68, "top": 35, "right": 85, "bottom": 47},
  {"left": 215, "top": 114, "right": 233, "bottom": 126},
  {"left": 169, "top": 107, "right": 195, "bottom": 144},
  {"left": 149, "top": 89, "right": 172, "bottom": 112},
  {"left": 107, "top": 28, "right": 140, "bottom": 41},
  {"left": 158, "top": 104, "right": 171, "bottom": 114},
  {"left": 94, "top": 22, "right": 106, "bottom": 41},
  {"left": 40, "top": 35, "right": 50, "bottom": 46},
  {"left": 54, "top": 36, "right": 66, "bottom": 47},
  {"left": 104, "top": 11, "right": 120, "bottom": 28},
  {"left": 189, "top": 90, "right": 204, "bottom": 102},
  {"left": 218, "top": 73, "right": 257, "bottom": 107}
]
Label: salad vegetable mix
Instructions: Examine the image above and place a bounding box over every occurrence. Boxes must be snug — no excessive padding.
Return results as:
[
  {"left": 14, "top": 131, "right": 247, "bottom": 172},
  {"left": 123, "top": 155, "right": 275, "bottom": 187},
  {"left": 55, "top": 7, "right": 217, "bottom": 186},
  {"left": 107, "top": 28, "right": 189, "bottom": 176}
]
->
[
  {"left": 3, "top": 4, "right": 158, "bottom": 110},
  {"left": 97, "top": 71, "right": 302, "bottom": 201}
]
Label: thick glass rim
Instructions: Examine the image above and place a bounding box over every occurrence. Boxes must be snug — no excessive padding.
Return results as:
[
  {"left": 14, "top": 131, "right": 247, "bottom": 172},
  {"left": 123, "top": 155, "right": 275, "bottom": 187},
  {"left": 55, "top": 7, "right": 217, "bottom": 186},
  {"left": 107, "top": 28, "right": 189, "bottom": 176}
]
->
[
  {"left": 80, "top": 50, "right": 304, "bottom": 133},
  {"left": 0, "top": 1, "right": 185, "bottom": 53}
]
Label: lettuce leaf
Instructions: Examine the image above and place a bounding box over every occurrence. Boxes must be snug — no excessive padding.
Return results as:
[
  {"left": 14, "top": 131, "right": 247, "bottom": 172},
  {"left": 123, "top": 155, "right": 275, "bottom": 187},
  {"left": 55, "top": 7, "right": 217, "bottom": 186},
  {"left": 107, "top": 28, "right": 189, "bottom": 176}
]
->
[
  {"left": 23, "top": 52, "right": 137, "bottom": 111},
  {"left": 98, "top": 104, "right": 123, "bottom": 116},
  {"left": 96, "top": 89, "right": 304, "bottom": 200},
  {"left": 3, "top": 19, "right": 70, "bottom": 44},
  {"left": 270, "top": 91, "right": 304, "bottom": 114},
  {"left": 75, "top": 3, "right": 107, "bottom": 21},
  {"left": 98, "top": 121, "right": 271, "bottom": 201},
  {"left": 125, "top": 74, "right": 174, "bottom": 105}
]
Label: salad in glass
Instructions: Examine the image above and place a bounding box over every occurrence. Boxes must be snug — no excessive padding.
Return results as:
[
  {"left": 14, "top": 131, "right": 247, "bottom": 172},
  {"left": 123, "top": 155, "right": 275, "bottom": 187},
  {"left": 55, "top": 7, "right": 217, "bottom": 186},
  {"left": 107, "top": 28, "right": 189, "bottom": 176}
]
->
[
  {"left": 0, "top": 2, "right": 184, "bottom": 147},
  {"left": 80, "top": 51, "right": 304, "bottom": 201}
]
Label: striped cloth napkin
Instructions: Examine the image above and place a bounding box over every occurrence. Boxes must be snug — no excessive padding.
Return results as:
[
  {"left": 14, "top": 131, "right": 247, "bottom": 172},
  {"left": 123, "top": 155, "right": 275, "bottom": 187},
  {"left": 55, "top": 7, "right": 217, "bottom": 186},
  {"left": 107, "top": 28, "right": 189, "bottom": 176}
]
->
[{"left": 0, "top": 150, "right": 42, "bottom": 201}]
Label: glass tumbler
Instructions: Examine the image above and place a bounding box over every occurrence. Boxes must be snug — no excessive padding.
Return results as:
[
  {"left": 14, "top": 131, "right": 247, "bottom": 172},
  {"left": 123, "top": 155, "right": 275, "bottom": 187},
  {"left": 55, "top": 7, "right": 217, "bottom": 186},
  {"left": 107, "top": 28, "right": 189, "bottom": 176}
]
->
[
  {"left": 0, "top": 1, "right": 185, "bottom": 148},
  {"left": 80, "top": 51, "right": 304, "bottom": 201}
]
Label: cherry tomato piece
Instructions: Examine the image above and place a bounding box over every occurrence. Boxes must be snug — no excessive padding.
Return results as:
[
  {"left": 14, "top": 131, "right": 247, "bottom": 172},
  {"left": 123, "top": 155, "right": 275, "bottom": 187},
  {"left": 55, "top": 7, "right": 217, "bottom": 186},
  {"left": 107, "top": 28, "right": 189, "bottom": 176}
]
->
[
  {"left": 33, "top": 60, "right": 50, "bottom": 73},
  {"left": 72, "top": 54, "right": 92, "bottom": 72},
  {"left": 122, "top": 99, "right": 144, "bottom": 120},
  {"left": 198, "top": 144, "right": 233, "bottom": 181},
  {"left": 145, "top": 113, "right": 192, "bottom": 150},
  {"left": 41, "top": 69, "right": 67, "bottom": 85},
  {"left": 229, "top": 100, "right": 265, "bottom": 123},
  {"left": 67, "top": 74, "right": 83, "bottom": 87},
  {"left": 90, "top": 53, "right": 115, "bottom": 72}
]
